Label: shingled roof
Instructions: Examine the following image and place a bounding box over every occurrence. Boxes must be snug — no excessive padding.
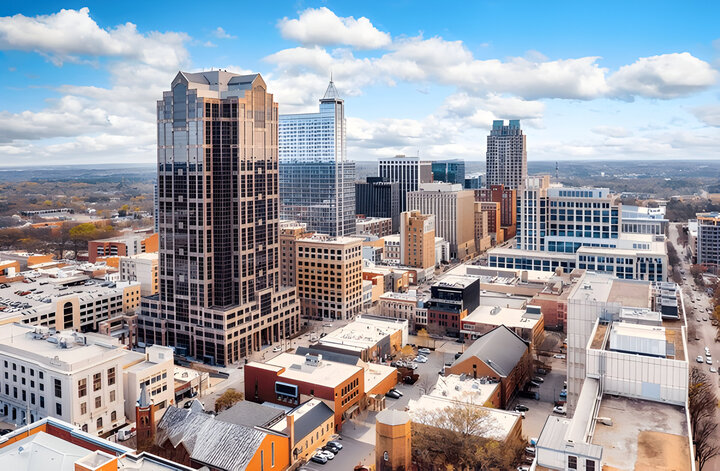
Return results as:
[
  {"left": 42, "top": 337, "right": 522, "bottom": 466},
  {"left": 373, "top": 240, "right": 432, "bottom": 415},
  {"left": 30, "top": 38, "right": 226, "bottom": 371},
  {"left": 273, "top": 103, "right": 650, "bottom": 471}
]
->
[
  {"left": 156, "top": 406, "right": 281, "bottom": 470},
  {"left": 452, "top": 325, "right": 529, "bottom": 377}
]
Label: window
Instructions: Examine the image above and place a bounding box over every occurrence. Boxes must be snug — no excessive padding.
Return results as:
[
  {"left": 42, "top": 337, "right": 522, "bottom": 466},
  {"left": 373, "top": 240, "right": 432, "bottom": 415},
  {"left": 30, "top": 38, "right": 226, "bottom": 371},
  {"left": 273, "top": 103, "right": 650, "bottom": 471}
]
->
[
  {"left": 107, "top": 368, "right": 116, "bottom": 386},
  {"left": 95, "top": 396, "right": 102, "bottom": 408},
  {"left": 568, "top": 456, "right": 577, "bottom": 469},
  {"left": 260, "top": 450, "right": 264, "bottom": 471},
  {"left": 56, "top": 403, "right": 62, "bottom": 415},
  {"left": 54, "top": 379, "right": 62, "bottom": 398},
  {"left": 78, "top": 378, "right": 87, "bottom": 398},
  {"left": 80, "top": 403, "right": 87, "bottom": 414},
  {"left": 93, "top": 372, "right": 101, "bottom": 391},
  {"left": 110, "top": 390, "right": 116, "bottom": 402},
  {"left": 586, "top": 460, "right": 595, "bottom": 471},
  {"left": 96, "top": 417, "right": 102, "bottom": 429},
  {"left": 271, "top": 442, "right": 275, "bottom": 467},
  {"left": 111, "top": 411, "right": 117, "bottom": 422},
  {"left": 40, "top": 396, "right": 45, "bottom": 408}
]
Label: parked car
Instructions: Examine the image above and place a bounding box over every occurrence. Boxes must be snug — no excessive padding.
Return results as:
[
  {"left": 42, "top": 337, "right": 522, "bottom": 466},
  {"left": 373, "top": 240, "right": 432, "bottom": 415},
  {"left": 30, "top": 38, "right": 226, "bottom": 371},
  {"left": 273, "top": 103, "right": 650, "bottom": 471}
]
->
[
  {"left": 389, "top": 388, "right": 403, "bottom": 397},
  {"left": 529, "top": 437, "right": 538, "bottom": 446},
  {"left": 318, "top": 450, "right": 335, "bottom": 460},
  {"left": 385, "top": 390, "right": 401, "bottom": 399},
  {"left": 323, "top": 444, "right": 340, "bottom": 454},
  {"left": 525, "top": 446, "right": 536, "bottom": 455},
  {"left": 310, "top": 453, "right": 328, "bottom": 464},
  {"left": 418, "top": 347, "right": 431, "bottom": 355},
  {"left": 529, "top": 381, "right": 541, "bottom": 388},
  {"left": 553, "top": 354, "right": 566, "bottom": 359},
  {"left": 532, "top": 376, "right": 544, "bottom": 383},
  {"left": 553, "top": 406, "right": 567, "bottom": 415},
  {"left": 517, "top": 466, "right": 531, "bottom": 471},
  {"left": 414, "top": 356, "right": 428, "bottom": 363},
  {"left": 697, "top": 355, "right": 705, "bottom": 363},
  {"left": 707, "top": 357, "right": 713, "bottom": 365},
  {"left": 514, "top": 404, "right": 529, "bottom": 412},
  {"left": 323, "top": 323, "right": 333, "bottom": 327},
  {"left": 327, "top": 440, "right": 343, "bottom": 450},
  {"left": 560, "top": 389, "right": 567, "bottom": 398},
  {"left": 710, "top": 366, "right": 718, "bottom": 374},
  {"left": 272, "top": 346, "right": 282, "bottom": 352}
]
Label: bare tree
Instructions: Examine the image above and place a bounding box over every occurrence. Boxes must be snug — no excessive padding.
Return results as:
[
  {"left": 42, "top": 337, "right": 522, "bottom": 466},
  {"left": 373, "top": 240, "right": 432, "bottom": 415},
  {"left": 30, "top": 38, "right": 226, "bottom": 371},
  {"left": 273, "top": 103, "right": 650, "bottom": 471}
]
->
[
  {"left": 695, "top": 419, "right": 720, "bottom": 470},
  {"left": 689, "top": 367, "right": 720, "bottom": 470}
]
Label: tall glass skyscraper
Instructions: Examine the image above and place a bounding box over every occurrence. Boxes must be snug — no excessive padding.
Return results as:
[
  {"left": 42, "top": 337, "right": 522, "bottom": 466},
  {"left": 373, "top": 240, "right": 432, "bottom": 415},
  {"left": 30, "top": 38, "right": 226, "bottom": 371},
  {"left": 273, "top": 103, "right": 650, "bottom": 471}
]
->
[
  {"left": 138, "top": 70, "right": 300, "bottom": 366},
  {"left": 486, "top": 120, "right": 527, "bottom": 190},
  {"left": 431, "top": 159, "right": 465, "bottom": 185},
  {"left": 279, "top": 81, "right": 355, "bottom": 236}
]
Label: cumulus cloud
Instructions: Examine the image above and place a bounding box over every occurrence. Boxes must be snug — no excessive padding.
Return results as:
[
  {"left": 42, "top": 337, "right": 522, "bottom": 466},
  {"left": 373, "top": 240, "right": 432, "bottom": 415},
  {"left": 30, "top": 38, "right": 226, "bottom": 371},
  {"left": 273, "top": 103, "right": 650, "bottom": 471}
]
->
[
  {"left": 691, "top": 105, "right": 720, "bottom": 127},
  {"left": 608, "top": 53, "right": 718, "bottom": 99},
  {"left": 278, "top": 7, "right": 391, "bottom": 49},
  {"left": 212, "top": 27, "right": 235, "bottom": 39}
]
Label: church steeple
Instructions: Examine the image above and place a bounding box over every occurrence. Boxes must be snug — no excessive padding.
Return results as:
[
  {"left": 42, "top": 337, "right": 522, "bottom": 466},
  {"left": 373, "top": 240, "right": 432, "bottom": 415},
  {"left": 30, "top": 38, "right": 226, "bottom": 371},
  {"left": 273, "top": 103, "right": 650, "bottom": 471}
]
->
[{"left": 135, "top": 383, "right": 158, "bottom": 451}]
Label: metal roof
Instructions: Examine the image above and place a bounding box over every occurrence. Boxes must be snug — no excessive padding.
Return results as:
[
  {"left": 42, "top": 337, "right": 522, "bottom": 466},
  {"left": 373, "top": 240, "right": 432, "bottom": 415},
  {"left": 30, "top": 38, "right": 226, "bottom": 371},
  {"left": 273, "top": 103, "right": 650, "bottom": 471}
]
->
[
  {"left": 217, "top": 401, "right": 285, "bottom": 428},
  {"left": 451, "top": 325, "right": 528, "bottom": 377},
  {"left": 291, "top": 400, "right": 334, "bottom": 441}
]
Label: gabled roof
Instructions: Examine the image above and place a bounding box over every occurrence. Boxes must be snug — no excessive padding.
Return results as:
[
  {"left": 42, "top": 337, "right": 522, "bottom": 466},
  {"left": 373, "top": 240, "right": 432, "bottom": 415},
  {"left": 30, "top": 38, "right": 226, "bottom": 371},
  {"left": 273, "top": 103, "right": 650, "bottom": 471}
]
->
[
  {"left": 217, "top": 401, "right": 285, "bottom": 428},
  {"left": 156, "top": 406, "right": 278, "bottom": 470},
  {"left": 452, "top": 325, "right": 528, "bottom": 377},
  {"left": 292, "top": 401, "right": 334, "bottom": 441}
]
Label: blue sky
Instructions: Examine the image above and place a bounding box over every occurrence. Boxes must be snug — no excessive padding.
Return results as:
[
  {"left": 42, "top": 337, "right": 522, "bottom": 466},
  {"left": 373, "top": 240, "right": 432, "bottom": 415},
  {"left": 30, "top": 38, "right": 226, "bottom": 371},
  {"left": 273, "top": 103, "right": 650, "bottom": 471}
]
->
[{"left": 0, "top": 1, "right": 719, "bottom": 165}]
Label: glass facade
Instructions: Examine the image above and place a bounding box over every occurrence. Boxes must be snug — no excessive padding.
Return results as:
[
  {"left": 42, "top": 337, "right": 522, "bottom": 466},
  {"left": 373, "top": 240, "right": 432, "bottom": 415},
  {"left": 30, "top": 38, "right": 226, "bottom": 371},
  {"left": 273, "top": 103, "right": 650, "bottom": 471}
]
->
[{"left": 432, "top": 160, "right": 465, "bottom": 185}]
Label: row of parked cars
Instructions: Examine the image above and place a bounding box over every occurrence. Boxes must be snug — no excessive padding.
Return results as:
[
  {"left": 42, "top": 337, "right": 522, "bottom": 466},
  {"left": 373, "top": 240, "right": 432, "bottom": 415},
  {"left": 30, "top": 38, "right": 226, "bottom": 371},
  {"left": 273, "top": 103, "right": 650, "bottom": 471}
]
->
[{"left": 308, "top": 440, "right": 344, "bottom": 465}]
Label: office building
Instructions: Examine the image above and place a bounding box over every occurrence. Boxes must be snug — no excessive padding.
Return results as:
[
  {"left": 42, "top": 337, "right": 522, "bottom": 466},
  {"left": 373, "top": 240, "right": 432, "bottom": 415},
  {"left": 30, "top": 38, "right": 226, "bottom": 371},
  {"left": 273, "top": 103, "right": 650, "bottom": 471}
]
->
[
  {"left": 378, "top": 155, "right": 433, "bottom": 212},
  {"left": 279, "top": 80, "right": 355, "bottom": 236},
  {"left": 355, "top": 176, "right": 401, "bottom": 232},
  {"left": 473, "top": 203, "right": 492, "bottom": 253},
  {"left": 475, "top": 184, "right": 517, "bottom": 239},
  {"left": 426, "top": 275, "right": 480, "bottom": 337},
  {"left": 400, "top": 210, "right": 436, "bottom": 279},
  {"left": 88, "top": 232, "right": 158, "bottom": 264},
  {"left": 464, "top": 172, "right": 484, "bottom": 189},
  {"left": 119, "top": 252, "right": 158, "bottom": 296},
  {"left": 296, "top": 235, "right": 363, "bottom": 320},
  {"left": 379, "top": 292, "right": 420, "bottom": 330},
  {"left": 696, "top": 212, "right": 720, "bottom": 268},
  {"left": 486, "top": 119, "right": 527, "bottom": 190},
  {"left": 407, "top": 183, "right": 476, "bottom": 259},
  {"left": 621, "top": 204, "right": 668, "bottom": 235},
  {"left": 138, "top": 70, "right": 300, "bottom": 366},
  {"left": 279, "top": 221, "right": 313, "bottom": 288},
  {"left": 356, "top": 216, "right": 393, "bottom": 238},
  {"left": 431, "top": 159, "right": 465, "bottom": 185},
  {"left": 460, "top": 304, "right": 545, "bottom": 347},
  {"left": 313, "top": 314, "right": 408, "bottom": 362}
]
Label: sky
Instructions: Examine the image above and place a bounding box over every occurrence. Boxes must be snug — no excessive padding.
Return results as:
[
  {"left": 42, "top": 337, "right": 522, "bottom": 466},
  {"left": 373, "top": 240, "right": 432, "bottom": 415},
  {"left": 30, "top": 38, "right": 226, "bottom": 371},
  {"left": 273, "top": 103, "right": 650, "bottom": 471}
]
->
[{"left": 0, "top": 1, "right": 719, "bottom": 166}]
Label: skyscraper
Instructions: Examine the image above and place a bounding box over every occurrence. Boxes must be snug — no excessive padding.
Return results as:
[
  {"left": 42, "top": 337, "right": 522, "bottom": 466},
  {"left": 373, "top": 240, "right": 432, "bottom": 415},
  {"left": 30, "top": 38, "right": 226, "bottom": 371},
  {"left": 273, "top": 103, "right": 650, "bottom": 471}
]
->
[
  {"left": 431, "top": 159, "right": 465, "bottom": 185},
  {"left": 279, "top": 81, "right": 355, "bottom": 236},
  {"left": 486, "top": 120, "right": 527, "bottom": 190},
  {"left": 378, "top": 155, "right": 433, "bottom": 212},
  {"left": 138, "top": 70, "right": 300, "bottom": 366}
]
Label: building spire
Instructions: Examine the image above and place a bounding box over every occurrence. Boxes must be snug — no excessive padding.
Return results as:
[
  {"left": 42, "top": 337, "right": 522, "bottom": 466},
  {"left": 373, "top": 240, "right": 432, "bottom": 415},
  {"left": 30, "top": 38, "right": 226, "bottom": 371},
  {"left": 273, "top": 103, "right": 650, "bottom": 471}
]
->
[
  {"left": 138, "top": 382, "right": 150, "bottom": 408},
  {"left": 321, "top": 78, "right": 341, "bottom": 102}
]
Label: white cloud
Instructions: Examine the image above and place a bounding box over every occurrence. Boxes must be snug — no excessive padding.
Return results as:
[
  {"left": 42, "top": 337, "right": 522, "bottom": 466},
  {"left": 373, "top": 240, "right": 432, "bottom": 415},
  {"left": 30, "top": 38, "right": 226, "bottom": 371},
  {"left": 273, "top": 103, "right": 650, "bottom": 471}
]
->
[
  {"left": 278, "top": 7, "right": 391, "bottom": 49},
  {"left": 591, "top": 125, "right": 632, "bottom": 138},
  {"left": 691, "top": 105, "right": 720, "bottom": 127},
  {"left": 608, "top": 53, "right": 718, "bottom": 99},
  {"left": 212, "top": 27, "right": 235, "bottom": 39}
]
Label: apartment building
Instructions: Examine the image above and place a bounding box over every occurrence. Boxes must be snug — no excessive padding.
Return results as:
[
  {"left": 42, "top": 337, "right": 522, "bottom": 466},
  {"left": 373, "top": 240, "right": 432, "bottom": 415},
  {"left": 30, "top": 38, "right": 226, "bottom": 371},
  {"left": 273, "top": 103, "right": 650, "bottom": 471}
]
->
[
  {"left": 696, "top": 212, "right": 720, "bottom": 267},
  {"left": 400, "top": 210, "right": 435, "bottom": 279},
  {"left": 475, "top": 184, "right": 517, "bottom": 238},
  {"left": 118, "top": 252, "right": 158, "bottom": 296},
  {"left": 379, "top": 292, "right": 419, "bottom": 330},
  {"left": 473, "top": 204, "right": 492, "bottom": 253},
  {"left": 356, "top": 216, "right": 393, "bottom": 238},
  {"left": 138, "top": 70, "right": 300, "bottom": 366},
  {"left": 426, "top": 276, "right": 480, "bottom": 337},
  {"left": 88, "top": 232, "right": 158, "bottom": 264},
  {"left": 296, "top": 235, "right": 363, "bottom": 320},
  {"left": 485, "top": 119, "right": 527, "bottom": 190},
  {"left": 378, "top": 155, "right": 433, "bottom": 212},
  {"left": 382, "top": 234, "right": 401, "bottom": 263},
  {"left": 407, "top": 183, "right": 476, "bottom": 260},
  {"left": 122, "top": 344, "right": 175, "bottom": 421}
]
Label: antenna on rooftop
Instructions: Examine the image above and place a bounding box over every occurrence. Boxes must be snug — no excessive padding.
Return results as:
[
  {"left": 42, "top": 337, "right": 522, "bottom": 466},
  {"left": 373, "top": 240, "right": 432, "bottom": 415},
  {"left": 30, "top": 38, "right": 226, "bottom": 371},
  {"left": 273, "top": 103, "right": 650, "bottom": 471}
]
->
[{"left": 555, "top": 162, "right": 559, "bottom": 182}]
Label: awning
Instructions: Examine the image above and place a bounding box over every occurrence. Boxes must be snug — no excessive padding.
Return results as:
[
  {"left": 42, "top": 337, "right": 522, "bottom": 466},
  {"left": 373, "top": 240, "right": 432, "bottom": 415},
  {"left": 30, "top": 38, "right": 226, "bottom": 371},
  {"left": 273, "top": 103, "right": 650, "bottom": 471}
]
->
[{"left": 343, "top": 404, "right": 360, "bottom": 419}]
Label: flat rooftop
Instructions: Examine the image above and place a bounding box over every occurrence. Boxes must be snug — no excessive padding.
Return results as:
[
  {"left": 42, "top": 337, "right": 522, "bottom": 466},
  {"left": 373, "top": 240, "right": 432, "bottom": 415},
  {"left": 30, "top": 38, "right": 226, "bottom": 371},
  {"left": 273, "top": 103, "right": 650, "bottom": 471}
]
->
[
  {"left": 249, "top": 353, "right": 362, "bottom": 389},
  {"left": 407, "top": 395, "right": 520, "bottom": 442},
  {"left": 591, "top": 395, "right": 691, "bottom": 471},
  {"left": 318, "top": 315, "right": 406, "bottom": 351},
  {"left": 463, "top": 304, "right": 539, "bottom": 330},
  {"left": 364, "top": 362, "right": 398, "bottom": 394},
  {"left": 569, "top": 273, "right": 651, "bottom": 309},
  {"left": 297, "top": 235, "right": 363, "bottom": 246},
  {"left": 429, "top": 374, "right": 499, "bottom": 405},
  {"left": 433, "top": 275, "right": 477, "bottom": 289},
  {"left": 379, "top": 292, "right": 418, "bottom": 302}
]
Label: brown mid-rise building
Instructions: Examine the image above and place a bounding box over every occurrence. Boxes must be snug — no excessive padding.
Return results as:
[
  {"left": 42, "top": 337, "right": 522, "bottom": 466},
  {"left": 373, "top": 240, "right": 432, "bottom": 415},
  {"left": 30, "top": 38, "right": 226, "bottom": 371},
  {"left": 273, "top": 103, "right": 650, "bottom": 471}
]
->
[
  {"left": 475, "top": 184, "right": 517, "bottom": 239},
  {"left": 137, "top": 71, "right": 300, "bottom": 366},
  {"left": 473, "top": 203, "right": 492, "bottom": 253},
  {"left": 279, "top": 221, "right": 313, "bottom": 288},
  {"left": 400, "top": 210, "right": 435, "bottom": 277},
  {"left": 88, "top": 232, "right": 158, "bottom": 264},
  {"left": 296, "top": 235, "right": 363, "bottom": 320}
]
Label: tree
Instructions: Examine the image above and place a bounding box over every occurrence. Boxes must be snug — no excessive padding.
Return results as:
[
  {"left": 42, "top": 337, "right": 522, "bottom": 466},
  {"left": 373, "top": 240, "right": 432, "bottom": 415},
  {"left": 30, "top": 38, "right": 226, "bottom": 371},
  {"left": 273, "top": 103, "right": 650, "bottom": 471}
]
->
[
  {"left": 69, "top": 222, "right": 101, "bottom": 255},
  {"left": 214, "top": 389, "right": 244, "bottom": 413},
  {"left": 689, "top": 367, "right": 720, "bottom": 470}
]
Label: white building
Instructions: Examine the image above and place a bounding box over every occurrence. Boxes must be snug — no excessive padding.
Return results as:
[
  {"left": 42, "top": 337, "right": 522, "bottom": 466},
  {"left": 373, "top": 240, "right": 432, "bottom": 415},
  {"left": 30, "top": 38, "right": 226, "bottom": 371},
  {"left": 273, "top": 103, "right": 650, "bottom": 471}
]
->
[
  {"left": 435, "top": 237, "right": 450, "bottom": 265},
  {"left": 696, "top": 212, "right": 720, "bottom": 267},
  {"left": 122, "top": 345, "right": 175, "bottom": 421},
  {"left": 621, "top": 205, "right": 668, "bottom": 235},
  {"left": 378, "top": 291, "right": 419, "bottom": 329},
  {"left": 378, "top": 155, "right": 433, "bottom": 212},
  {"left": 382, "top": 234, "right": 401, "bottom": 263},
  {"left": 0, "top": 324, "right": 127, "bottom": 435},
  {"left": 119, "top": 252, "right": 158, "bottom": 296}
]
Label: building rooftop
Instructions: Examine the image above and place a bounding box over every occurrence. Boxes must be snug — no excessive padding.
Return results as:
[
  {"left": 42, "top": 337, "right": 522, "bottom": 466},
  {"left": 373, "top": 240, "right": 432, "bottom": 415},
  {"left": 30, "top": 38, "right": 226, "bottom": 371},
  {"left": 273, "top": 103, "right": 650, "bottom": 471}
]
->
[
  {"left": 569, "top": 273, "right": 651, "bottom": 309},
  {"left": 364, "top": 362, "right": 398, "bottom": 394},
  {"left": 297, "top": 235, "right": 363, "bottom": 245},
  {"left": 429, "top": 374, "right": 499, "bottom": 405},
  {"left": 591, "top": 395, "right": 691, "bottom": 471},
  {"left": 248, "top": 352, "right": 362, "bottom": 389},
  {"left": 318, "top": 315, "right": 407, "bottom": 352},
  {"left": 270, "top": 399, "right": 334, "bottom": 440},
  {"left": 121, "top": 252, "right": 158, "bottom": 261},
  {"left": 407, "top": 395, "right": 520, "bottom": 442},
  {"left": 452, "top": 325, "right": 528, "bottom": 377},
  {"left": 379, "top": 291, "right": 418, "bottom": 302},
  {"left": 217, "top": 400, "right": 285, "bottom": 429},
  {"left": 462, "top": 304, "right": 541, "bottom": 331},
  {"left": 433, "top": 275, "right": 477, "bottom": 289}
]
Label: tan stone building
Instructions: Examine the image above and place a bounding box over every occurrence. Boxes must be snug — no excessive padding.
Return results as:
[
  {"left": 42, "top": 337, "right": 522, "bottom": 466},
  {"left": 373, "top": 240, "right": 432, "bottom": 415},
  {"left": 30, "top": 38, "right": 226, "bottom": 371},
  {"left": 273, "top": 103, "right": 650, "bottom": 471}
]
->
[
  {"left": 400, "top": 210, "right": 435, "bottom": 278},
  {"left": 473, "top": 203, "right": 493, "bottom": 253},
  {"left": 279, "top": 221, "right": 313, "bottom": 288},
  {"left": 119, "top": 252, "right": 158, "bottom": 296},
  {"left": 296, "top": 235, "right": 363, "bottom": 320},
  {"left": 407, "top": 183, "right": 476, "bottom": 260}
]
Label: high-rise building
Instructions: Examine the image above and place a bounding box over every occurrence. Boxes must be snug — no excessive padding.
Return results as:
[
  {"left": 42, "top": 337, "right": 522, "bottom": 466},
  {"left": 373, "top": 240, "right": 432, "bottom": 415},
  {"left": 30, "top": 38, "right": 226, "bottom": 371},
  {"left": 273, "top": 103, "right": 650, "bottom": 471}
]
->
[
  {"left": 355, "top": 176, "right": 401, "bottom": 232},
  {"left": 486, "top": 120, "right": 527, "bottom": 190},
  {"left": 279, "top": 81, "right": 355, "bottom": 236},
  {"left": 400, "top": 210, "right": 436, "bottom": 278},
  {"left": 464, "top": 173, "right": 485, "bottom": 189},
  {"left": 296, "top": 235, "right": 363, "bottom": 320},
  {"left": 279, "top": 221, "right": 313, "bottom": 288},
  {"left": 138, "top": 70, "right": 300, "bottom": 366},
  {"left": 378, "top": 155, "right": 433, "bottom": 212},
  {"left": 431, "top": 159, "right": 465, "bottom": 185},
  {"left": 696, "top": 213, "right": 720, "bottom": 268},
  {"left": 407, "top": 183, "right": 476, "bottom": 260}
]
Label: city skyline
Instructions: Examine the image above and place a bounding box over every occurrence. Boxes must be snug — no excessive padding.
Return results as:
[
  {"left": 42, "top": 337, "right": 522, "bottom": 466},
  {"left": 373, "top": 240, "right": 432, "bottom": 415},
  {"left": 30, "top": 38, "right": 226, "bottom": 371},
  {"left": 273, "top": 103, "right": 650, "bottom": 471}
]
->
[{"left": 0, "top": 2, "right": 719, "bottom": 166}]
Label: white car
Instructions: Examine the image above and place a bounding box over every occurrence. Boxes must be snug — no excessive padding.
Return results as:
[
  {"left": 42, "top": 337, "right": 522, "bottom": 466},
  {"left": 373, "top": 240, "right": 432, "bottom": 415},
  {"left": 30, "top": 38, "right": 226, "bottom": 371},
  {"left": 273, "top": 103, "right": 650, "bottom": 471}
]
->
[
  {"left": 553, "top": 354, "right": 566, "bottom": 359},
  {"left": 711, "top": 367, "right": 718, "bottom": 374},
  {"left": 418, "top": 348, "right": 431, "bottom": 355},
  {"left": 697, "top": 355, "right": 705, "bottom": 363},
  {"left": 272, "top": 346, "right": 282, "bottom": 352},
  {"left": 553, "top": 406, "right": 567, "bottom": 415},
  {"left": 414, "top": 356, "right": 428, "bottom": 363},
  {"left": 318, "top": 450, "right": 335, "bottom": 460},
  {"left": 707, "top": 357, "right": 713, "bottom": 365}
]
